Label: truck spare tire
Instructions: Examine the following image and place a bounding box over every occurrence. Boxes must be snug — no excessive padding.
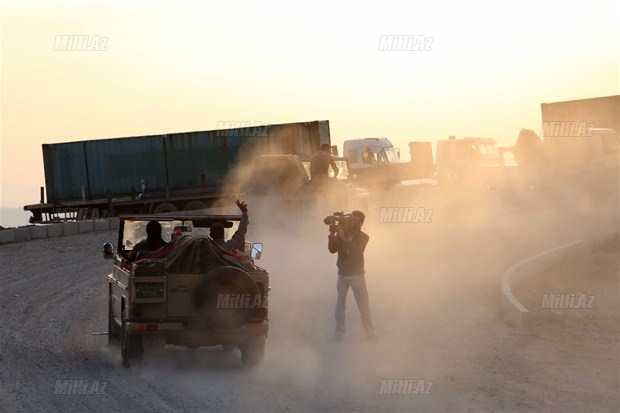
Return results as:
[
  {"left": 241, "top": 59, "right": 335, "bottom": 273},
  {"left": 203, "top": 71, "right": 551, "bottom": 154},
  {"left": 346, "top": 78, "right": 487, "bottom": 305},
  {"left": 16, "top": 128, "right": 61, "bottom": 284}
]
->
[{"left": 195, "top": 266, "right": 259, "bottom": 329}]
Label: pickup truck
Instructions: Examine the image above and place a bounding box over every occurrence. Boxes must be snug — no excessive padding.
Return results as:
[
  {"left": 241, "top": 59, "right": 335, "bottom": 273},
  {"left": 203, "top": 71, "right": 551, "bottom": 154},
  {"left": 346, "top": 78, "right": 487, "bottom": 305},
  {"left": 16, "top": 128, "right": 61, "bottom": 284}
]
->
[{"left": 105, "top": 214, "right": 268, "bottom": 368}]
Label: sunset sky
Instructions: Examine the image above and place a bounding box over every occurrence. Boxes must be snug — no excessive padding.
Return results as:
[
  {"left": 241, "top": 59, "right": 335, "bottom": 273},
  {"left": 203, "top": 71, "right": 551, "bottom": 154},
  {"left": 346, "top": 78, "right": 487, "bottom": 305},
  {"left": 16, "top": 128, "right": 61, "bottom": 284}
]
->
[{"left": 1, "top": 0, "right": 618, "bottom": 221}]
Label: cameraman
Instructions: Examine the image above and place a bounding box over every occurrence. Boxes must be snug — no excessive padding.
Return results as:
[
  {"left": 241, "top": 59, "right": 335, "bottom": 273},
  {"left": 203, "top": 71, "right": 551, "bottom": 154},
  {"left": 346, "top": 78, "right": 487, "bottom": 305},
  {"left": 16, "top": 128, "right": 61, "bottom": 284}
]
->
[{"left": 327, "top": 210, "right": 377, "bottom": 341}]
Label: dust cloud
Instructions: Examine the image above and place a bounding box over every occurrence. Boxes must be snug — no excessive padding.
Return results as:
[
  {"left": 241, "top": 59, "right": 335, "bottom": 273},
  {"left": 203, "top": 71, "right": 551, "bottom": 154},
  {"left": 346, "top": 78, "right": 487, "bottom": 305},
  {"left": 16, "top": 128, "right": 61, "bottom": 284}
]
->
[
  {"left": 1, "top": 159, "right": 616, "bottom": 412},
  {"left": 129, "top": 149, "right": 618, "bottom": 412}
]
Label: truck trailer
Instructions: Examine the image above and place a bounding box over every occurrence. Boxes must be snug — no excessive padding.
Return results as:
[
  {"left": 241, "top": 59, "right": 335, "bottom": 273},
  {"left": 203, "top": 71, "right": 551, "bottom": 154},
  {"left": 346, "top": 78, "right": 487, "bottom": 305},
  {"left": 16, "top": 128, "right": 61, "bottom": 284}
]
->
[
  {"left": 24, "top": 120, "right": 330, "bottom": 223},
  {"left": 540, "top": 95, "right": 620, "bottom": 136}
]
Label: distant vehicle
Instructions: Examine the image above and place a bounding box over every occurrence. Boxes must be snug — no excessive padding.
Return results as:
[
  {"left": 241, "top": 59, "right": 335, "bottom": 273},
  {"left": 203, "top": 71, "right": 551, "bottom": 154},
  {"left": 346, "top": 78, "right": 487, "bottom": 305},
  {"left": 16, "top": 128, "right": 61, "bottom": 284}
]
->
[
  {"left": 540, "top": 95, "right": 620, "bottom": 136},
  {"left": 495, "top": 125, "right": 619, "bottom": 208},
  {"left": 538, "top": 95, "right": 619, "bottom": 188},
  {"left": 435, "top": 137, "right": 501, "bottom": 186},
  {"left": 341, "top": 138, "right": 414, "bottom": 187},
  {"left": 343, "top": 138, "right": 402, "bottom": 170},
  {"left": 24, "top": 120, "right": 331, "bottom": 223},
  {"left": 542, "top": 128, "right": 620, "bottom": 168},
  {"left": 106, "top": 214, "right": 269, "bottom": 368}
]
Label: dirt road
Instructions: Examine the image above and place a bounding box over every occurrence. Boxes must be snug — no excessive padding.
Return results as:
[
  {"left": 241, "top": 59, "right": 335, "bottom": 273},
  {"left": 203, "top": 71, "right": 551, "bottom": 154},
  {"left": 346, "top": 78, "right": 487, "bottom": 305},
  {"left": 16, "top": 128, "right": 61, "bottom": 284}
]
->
[{"left": 1, "top": 197, "right": 618, "bottom": 413}]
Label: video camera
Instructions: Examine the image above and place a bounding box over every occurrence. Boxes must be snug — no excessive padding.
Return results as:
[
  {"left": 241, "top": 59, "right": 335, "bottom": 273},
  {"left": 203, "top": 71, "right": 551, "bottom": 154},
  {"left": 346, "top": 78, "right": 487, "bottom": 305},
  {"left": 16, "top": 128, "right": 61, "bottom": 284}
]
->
[{"left": 324, "top": 211, "right": 354, "bottom": 234}]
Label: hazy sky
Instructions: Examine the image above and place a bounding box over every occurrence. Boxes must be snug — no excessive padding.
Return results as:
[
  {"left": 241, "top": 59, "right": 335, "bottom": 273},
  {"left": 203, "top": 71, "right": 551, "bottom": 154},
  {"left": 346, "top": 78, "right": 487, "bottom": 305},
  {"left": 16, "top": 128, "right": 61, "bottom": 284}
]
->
[{"left": 1, "top": 0, "right": 618, "bottom": 210}]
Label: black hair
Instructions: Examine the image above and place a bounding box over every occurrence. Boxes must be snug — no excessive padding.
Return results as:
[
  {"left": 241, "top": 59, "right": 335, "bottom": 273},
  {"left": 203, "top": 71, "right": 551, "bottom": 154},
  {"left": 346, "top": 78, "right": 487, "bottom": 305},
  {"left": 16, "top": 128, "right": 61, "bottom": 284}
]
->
[
  {"left": 351, "top": 210, "right": 366, "bottom": 225},
  {"left": 145, "top": 220, "right": 164, "bottom": 249},
  {"left": 210, "top": 223, "right": 225, "bottom": 240},
  {"left": 146, "top": 220, "right": 162, "bottom": 238}
]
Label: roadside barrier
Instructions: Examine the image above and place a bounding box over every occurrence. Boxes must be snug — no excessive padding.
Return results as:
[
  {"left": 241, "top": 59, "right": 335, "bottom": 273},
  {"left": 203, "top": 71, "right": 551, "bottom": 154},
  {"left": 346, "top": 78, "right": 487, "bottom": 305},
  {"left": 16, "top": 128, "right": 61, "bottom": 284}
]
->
[{"left": 0, "top": 219, "right": 120, "bottom": 244}]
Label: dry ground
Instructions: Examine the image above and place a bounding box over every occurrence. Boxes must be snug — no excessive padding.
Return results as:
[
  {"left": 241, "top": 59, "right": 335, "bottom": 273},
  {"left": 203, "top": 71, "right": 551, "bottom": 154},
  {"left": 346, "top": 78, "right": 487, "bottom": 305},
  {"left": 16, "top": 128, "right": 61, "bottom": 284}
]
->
[{"left": 1, "top": 189, "right": 618, "bottom": 413}]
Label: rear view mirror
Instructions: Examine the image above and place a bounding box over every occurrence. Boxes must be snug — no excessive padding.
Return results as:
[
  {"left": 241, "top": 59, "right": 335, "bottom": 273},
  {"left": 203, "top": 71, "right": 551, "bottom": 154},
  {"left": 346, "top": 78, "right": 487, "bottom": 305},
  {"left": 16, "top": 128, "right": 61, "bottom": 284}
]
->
[
  {"left": 250, "top": 243, "right": 263, "bottom": 260},
  {"left": 192, "top": 219, "right": 233, "bottom": 228},
  {"left": 103, "top": 242, "right": 114, "bottom": 259}
]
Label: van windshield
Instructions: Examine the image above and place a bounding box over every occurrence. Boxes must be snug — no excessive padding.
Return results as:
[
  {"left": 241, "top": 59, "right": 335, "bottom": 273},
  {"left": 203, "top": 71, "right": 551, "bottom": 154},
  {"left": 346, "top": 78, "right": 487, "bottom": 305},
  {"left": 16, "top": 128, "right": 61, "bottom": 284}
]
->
[
  {"left": 477, "top": 143, "right": 499, "bottom": 160},
  {"left": 383, "top": 147, "right": 400, "bottom": 164}
]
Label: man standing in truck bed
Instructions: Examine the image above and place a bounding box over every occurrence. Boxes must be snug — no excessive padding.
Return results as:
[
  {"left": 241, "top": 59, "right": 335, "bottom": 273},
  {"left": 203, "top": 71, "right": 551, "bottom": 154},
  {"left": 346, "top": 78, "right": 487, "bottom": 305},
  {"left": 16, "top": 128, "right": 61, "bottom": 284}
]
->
[{"left": 310, "top": 144, "right": 339, "bottom": 186}]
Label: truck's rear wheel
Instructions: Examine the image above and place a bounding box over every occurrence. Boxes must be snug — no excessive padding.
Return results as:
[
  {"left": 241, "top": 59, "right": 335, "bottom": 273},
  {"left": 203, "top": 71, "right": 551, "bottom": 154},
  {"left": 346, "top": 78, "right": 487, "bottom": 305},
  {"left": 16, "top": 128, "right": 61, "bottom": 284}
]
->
[
  {"left": 154, "top": 202, "right": 178, "bottom": 214},
  {"left": 240, "top": 334, "right": 266, "bottom": 367},
  {"left": 184, "top": 200, "right": 207, "bottom": 211},
  {"left": 108, "top": 294, "right": 122, "bottom": 345},
  {"left": 121, "top": 313, "right": 143, "bottom": 368},
  {"left": 195, "top": 266, "right": 259, "bottom": 330}
]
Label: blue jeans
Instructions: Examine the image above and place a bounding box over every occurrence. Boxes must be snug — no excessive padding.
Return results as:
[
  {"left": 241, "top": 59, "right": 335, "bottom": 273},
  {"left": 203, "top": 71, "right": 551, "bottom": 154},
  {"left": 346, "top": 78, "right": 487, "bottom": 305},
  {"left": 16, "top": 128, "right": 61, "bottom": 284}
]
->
[{"left": 335, "top": 274, "right": 375, "bottom": 336}]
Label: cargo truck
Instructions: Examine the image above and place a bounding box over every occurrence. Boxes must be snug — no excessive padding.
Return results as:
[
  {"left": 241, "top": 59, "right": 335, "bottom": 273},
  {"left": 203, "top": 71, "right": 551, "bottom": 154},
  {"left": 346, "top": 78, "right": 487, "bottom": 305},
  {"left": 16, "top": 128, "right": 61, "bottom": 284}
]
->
[
  {"left": 540, "top": 95, "right": 620, "bottom": 136},
  {"left": 434, "top": 136, "right": 501, "bottom": 186},
  {"left": 495, "top": 96, "right": 620, "bottom": 207},
  {"left": 24, "top": 121, "right": 330, "bottom": 223},
  {"left": 540, "top": 95, "right": 619, "bottom": 169}
]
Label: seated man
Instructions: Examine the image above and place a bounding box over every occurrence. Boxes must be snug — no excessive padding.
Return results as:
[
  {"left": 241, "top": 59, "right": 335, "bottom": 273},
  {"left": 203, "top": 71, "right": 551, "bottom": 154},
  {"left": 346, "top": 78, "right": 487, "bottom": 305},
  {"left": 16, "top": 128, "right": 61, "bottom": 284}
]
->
[
  {"left": 126, "top": 220, "right": 168, "bottom": 260},
  {"left": 362, "top": 148, "right": 376, "bottom": 166},
  {"left": 210, "top": 200, "right": 248, "bottom": 251}
]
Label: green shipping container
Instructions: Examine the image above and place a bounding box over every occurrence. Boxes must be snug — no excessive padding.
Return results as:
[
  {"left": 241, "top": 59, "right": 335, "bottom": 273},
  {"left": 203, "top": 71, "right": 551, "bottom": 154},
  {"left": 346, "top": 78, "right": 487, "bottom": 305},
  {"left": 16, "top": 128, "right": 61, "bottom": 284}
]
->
[{"left": 42, "top": 120, "right": 330, "bottom": 203}]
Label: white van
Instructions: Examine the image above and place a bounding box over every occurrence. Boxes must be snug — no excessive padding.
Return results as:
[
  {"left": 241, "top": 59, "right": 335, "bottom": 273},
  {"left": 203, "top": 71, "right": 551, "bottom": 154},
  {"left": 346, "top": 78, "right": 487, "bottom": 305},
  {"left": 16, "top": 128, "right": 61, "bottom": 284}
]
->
[{"left": 343, "top": 138, "right": 401, "bottom": 170}]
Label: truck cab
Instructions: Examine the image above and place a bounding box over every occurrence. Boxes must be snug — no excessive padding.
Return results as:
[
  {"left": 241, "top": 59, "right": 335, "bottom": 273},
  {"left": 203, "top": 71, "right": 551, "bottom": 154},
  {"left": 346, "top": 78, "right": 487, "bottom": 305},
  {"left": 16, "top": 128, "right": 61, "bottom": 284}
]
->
[
  {"left": 342, "top": 138, "right": 406, "bottom": 187},
  {"left": 435, "top": 137, "right": 500, "bottom": 185},
  {"left": 343, "top": 138, "right": 402, "bottom": 170}
]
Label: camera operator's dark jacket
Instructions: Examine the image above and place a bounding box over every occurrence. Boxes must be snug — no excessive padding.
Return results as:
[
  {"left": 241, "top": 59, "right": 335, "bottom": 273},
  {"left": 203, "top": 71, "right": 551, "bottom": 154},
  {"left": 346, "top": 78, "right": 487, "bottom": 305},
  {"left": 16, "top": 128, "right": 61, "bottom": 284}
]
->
[{"left": 328, "top": 230, "right": 369, "bottom": 276}]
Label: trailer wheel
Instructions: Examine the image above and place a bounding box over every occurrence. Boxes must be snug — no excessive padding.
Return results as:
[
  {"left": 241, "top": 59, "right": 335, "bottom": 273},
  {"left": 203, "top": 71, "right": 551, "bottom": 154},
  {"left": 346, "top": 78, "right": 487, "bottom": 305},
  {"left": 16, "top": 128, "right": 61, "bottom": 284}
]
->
[
  {"left": 154, "top": 202, "right": 178, "bottom": 214},
  {"left": 184, "top": 201, "right": 207, "bottom": 211}
]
